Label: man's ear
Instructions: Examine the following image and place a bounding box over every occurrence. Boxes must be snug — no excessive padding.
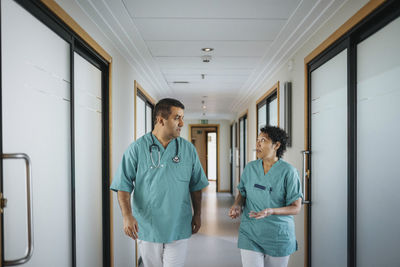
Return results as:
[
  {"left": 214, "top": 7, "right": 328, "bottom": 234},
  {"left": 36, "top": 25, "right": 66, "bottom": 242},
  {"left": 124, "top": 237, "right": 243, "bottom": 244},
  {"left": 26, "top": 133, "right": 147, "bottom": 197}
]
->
[
  {"left": 274, "top": 141, "right": 281, "bottom": 151},
  {"left": 157, "top": 116, "right": 165, "bottom": 126}
]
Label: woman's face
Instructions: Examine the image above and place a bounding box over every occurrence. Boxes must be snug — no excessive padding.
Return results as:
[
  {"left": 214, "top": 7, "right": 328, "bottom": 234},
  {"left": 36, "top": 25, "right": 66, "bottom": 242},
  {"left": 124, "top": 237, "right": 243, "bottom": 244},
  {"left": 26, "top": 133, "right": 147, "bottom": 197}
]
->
[{"left": 256, "top": 133, "right": 280, "bottom": 160}]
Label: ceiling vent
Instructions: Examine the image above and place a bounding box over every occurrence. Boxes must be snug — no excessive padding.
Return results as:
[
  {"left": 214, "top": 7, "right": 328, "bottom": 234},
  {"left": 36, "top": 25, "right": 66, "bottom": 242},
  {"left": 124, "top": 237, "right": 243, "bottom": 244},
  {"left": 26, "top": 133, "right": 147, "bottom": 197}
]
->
[{"left": 173, "top": 81, "right": 189, "bottom": 84}]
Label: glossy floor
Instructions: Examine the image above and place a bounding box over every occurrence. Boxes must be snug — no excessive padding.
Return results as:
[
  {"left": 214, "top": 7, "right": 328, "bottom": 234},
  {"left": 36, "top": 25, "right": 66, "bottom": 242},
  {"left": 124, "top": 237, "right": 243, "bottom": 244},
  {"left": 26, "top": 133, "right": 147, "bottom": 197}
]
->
[{"left": 185, "top": 181, "right": 242, "bottom": 267}]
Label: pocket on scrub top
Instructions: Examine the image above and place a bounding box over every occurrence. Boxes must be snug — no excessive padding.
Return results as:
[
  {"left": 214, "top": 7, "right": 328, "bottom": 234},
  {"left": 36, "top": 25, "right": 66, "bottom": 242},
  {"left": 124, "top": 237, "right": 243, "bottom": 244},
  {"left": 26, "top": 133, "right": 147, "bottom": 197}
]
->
[
  {"left": 277, "top": 224, "right": 291, "bottom": 240},
  {"left": 170, "top": 162, "right": 192, "bottom": 182}
]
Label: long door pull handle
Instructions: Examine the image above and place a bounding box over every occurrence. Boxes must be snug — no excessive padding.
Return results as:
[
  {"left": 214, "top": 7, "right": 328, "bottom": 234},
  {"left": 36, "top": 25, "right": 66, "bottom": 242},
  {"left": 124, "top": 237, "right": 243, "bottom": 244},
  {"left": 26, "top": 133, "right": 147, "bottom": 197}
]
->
[
  {"left": 301, "top": 150, "right": 311, "bottom": 204},
  {"left": 2, "top": 153, "right": 34, "bottom": 266}
]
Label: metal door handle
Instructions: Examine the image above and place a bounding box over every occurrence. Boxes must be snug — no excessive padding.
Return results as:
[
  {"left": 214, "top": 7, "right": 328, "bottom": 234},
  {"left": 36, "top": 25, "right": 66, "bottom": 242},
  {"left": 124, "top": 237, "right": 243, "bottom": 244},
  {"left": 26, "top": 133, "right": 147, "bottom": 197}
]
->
[
  {"left": 2, "top": 153, "right": 34, "bottom": 266},
  {"left": 301, "top": 150, "right": 310, "bottom": 204}
]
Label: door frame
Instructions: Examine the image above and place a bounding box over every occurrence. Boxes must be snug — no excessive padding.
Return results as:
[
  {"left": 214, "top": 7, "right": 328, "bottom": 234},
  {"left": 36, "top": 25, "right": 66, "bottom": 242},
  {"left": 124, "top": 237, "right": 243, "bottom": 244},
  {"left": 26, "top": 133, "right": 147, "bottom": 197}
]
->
[
  {"left": 0, "top": 0, "right": 113, "bottom": 266},
  {"left": 230, "top": 124, "right": 233, "bottom": 194},
  {"left": 238, "top": 111, "right": 248, "bottom": 182},
  {"left": 304, "top": 1, "right": 400, "bottom": 266},
  {"left": 188, "top": 124, "right": 221, "bottom": 192},
  {"left": 204, "top": 130, "right": 217, "bottom": 181}
]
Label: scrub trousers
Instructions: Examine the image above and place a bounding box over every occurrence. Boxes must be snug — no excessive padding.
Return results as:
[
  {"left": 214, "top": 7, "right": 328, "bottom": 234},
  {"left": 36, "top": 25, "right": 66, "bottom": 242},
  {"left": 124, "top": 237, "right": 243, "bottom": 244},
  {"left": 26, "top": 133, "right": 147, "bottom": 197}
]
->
[
  {"left": 240, "top": 249, "right": 290, "bottom": 267},
  {"left": 138, "top": 239, "right": 189, "bottom": 267}
]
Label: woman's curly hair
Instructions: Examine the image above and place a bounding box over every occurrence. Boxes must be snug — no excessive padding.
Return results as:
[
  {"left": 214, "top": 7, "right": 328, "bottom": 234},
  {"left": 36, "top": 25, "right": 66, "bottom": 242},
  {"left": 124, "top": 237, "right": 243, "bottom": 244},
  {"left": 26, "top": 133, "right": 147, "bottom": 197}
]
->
[{"left": 260, "top": 126, "right": 288, "bottom": 158}]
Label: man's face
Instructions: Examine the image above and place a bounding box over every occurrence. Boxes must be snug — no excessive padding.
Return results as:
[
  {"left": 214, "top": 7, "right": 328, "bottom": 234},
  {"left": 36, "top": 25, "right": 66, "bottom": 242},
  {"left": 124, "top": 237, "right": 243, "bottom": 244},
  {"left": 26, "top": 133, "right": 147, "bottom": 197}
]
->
[{"left": 163, "top": 106, "right": 184, "bottom": 139}]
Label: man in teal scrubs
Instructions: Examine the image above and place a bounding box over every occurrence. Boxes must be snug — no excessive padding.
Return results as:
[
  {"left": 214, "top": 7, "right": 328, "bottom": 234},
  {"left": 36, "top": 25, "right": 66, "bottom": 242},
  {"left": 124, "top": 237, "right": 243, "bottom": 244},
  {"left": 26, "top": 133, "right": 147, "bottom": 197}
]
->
[{"left": 111, "top": 98, "right": 209, "bottom": 267}]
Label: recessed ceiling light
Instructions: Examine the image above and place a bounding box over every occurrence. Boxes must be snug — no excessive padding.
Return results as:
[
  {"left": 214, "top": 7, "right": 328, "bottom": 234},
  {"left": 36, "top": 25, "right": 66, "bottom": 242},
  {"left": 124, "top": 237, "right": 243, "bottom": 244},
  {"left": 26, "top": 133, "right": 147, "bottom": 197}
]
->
[{"left": 202, "top": 48, "right": 214, "bottom": 52}]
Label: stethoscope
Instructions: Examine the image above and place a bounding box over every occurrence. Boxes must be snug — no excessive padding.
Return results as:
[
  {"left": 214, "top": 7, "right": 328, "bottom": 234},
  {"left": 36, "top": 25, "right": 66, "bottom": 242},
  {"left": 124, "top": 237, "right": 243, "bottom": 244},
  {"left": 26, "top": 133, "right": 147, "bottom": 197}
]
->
[{"left": 149, "top": 133, "right": 180, "bottom": 168}]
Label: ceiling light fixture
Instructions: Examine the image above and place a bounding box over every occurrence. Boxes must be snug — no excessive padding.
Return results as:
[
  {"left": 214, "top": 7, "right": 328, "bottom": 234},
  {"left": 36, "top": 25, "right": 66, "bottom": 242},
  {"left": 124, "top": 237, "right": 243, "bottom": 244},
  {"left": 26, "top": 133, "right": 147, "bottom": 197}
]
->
[{"left": 201, "top": 48, "right": 214, "bottom": 52}]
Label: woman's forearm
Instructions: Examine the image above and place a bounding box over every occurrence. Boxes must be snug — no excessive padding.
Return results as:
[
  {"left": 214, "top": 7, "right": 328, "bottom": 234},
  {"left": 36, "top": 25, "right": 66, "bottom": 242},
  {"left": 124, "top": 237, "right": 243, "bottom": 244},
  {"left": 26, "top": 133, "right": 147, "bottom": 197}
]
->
[
  {"left": 270, "top": 199, "right": 301, "bottom": 216},
  {"left": 234, "top": 192, "right": 245, "bottom": 206},
  {"left": 249, "top": 198, "right": 302, "bottom": 219}
]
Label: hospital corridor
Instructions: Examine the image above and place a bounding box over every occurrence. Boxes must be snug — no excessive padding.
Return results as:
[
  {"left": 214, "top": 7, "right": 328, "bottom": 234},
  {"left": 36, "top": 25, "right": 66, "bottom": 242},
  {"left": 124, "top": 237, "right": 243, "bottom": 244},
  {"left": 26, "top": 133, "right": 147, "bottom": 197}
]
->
[{"left": 1, "top": 0, "right": 399, "bottom": 267}]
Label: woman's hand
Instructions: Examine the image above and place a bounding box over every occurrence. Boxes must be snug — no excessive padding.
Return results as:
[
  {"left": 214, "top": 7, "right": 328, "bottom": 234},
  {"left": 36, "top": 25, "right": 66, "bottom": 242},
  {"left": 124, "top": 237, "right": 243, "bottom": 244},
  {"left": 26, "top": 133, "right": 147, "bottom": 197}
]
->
[
  {"left": 249, "top": 208, "right": 274, "bottom": 219},
  {"left": 229, "top": 204, "right": 241, "bottom": 219}
]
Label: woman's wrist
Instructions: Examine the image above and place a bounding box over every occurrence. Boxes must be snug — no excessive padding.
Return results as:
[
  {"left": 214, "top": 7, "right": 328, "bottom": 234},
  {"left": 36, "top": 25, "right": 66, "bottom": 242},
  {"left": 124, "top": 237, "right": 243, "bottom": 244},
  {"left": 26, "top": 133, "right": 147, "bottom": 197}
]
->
[{"left": 265, "top": 208, "right": 274, "bottom": 216}]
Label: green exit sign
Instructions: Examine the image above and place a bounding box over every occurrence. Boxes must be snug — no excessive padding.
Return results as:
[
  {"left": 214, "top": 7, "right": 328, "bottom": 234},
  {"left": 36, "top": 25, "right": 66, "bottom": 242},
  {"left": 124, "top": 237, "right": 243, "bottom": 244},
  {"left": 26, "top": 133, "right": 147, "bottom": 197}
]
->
[{"left": 200, "top": 120, "right": 208, "bottom": 124}]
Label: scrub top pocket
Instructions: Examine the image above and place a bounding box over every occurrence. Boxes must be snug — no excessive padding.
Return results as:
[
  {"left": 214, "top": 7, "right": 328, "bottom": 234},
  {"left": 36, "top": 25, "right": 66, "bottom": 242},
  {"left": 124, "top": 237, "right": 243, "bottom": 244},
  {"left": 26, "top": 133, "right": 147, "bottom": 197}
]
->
[{"left": 170, "top": 162, "right": 192, "bottom": 182}]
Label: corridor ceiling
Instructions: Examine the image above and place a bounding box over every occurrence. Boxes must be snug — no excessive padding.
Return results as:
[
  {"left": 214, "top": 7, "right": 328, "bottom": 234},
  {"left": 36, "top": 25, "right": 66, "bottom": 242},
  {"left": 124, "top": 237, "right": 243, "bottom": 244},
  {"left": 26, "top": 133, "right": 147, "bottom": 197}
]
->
[{"left": 77, "top": 0, "right": 347, "bottom": 119}]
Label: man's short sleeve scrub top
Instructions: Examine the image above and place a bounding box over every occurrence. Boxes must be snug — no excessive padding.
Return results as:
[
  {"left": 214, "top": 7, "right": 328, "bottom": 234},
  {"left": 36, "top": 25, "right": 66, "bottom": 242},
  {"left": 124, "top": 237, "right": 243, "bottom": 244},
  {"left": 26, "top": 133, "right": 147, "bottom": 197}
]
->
[
  {"left": 237, "top": 159, "right": 303, "bottom": 257},
  {"left": 110, "top": 133, "right": 209, "bottom": 243}
]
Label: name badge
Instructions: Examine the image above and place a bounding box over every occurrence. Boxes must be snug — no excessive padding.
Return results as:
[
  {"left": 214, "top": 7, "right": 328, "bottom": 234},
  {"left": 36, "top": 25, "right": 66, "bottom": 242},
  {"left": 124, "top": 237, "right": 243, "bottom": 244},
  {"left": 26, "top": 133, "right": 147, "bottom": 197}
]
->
[{"left": 254, "top": 184, "right": 266, "bottom": 190}]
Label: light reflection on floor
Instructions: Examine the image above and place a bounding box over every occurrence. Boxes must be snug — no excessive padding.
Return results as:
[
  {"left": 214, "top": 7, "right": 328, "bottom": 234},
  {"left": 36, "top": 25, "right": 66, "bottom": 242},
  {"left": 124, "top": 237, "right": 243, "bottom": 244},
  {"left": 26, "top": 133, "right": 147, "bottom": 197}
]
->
[{"left": 185, "top": 181, "right": 242, "bottom": 267}]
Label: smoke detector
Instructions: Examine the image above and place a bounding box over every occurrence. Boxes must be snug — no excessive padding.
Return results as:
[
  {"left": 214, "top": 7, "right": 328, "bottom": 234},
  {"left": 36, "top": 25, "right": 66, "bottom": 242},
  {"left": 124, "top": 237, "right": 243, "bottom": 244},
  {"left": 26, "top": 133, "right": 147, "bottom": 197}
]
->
[{"left": 201, "top": 55, "right": 211, "bottom": 63}]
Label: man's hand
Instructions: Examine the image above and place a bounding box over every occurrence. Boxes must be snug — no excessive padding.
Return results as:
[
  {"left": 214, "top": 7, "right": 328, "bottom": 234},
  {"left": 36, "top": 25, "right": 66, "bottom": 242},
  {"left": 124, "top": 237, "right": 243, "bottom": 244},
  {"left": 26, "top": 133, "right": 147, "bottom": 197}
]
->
[
  {"left": 229, "top": 204, "right": 241, "bottom": 219},
  {"left": 249, "top": 208, "right": 274, "bottom": 219},
  {"left": 191, "top": 214, "right": 201, "bottom": 234},
  {"left": 123, "top": 215, "right": 139, "bottom": 240}
]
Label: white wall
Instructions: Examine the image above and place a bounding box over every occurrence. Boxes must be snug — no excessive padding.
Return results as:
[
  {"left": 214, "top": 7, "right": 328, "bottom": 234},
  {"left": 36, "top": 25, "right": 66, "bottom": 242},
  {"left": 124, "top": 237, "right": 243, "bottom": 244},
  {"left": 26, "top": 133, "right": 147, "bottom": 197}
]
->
[
  {"left": 181, "top": 119, "right": 231, "bottom": 192},
  {"left": 54, "top": 1, "right": 159, "bottom": 266},
  {"left": 234, "top": 0, "right": 368, "bottom": 266}
]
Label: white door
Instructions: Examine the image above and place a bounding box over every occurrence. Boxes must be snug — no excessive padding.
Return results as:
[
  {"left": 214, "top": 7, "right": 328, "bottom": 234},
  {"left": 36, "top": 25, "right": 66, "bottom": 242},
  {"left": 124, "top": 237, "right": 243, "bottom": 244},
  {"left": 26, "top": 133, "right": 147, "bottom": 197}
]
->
[{"left": 1, "top": 0, "right": 72, "bottom": 266}]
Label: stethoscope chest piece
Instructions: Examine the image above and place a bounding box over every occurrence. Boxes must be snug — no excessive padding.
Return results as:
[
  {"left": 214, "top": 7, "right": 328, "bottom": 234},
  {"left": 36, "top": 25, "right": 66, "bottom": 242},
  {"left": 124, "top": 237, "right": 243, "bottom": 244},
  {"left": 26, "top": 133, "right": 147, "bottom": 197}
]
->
[
  {"left": 150, "top": 134, "right": 180, "bottom": 167},
  {"left": 172, "top": 156, "right": 180, "bottom": 163}
]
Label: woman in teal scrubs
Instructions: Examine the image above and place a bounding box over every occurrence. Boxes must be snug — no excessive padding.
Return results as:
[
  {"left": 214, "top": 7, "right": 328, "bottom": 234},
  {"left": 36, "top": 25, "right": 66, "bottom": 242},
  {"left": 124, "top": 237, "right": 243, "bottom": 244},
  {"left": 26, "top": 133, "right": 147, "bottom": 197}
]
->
[{"left": 229, "top": 126, "right": 302, "bottom": 267}]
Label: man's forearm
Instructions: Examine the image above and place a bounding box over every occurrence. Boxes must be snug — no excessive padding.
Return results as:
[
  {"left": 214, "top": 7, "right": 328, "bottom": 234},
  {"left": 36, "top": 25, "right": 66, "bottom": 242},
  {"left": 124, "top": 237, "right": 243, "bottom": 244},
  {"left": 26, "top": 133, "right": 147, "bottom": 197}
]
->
[
  {"left": 117, "top": 191, "right": 133, "bottom": 218},
  {"left": 190, "top": 190, "right": 202, "bottom": 216}
]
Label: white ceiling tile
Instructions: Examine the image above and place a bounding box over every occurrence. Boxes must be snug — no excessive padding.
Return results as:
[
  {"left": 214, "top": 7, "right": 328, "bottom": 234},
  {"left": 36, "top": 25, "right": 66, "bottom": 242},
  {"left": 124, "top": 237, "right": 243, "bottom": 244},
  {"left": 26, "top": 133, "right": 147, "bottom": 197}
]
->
[
  {"left": 156, "top": 56, "right": 260, "bottom": 69},
  {"left": 162, "top": 68, "right": 254, "bottom": 76},
  {"left": 123, "top": 0, "right": 301, "bottom": 19},
  {"left": 169, "top": 83, "right": 244, "bottom": 92},
  {"left": 146, "top": 40, "right": 271, "bottom": 57},
  {"left": 165, "top": 74, "right": 248, "bottom": 83},
  {"left": 133, "top": 19, "right": 286, "bottom": 41}
]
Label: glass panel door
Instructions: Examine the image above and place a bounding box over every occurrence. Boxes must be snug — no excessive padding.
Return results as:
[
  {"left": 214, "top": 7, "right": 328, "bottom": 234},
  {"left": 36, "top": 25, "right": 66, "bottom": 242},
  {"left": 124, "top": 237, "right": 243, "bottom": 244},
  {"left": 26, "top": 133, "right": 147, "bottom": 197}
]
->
[
  {"left": 356, "top": 16, "right": 400, "bottom": 267},
  {"left": 239, "top": 119, "right": 244, "bottom": 176},
  {"left": 310, "top": 49, "right": 348, "bottom": 267},
  {"left": 1, "top": 0, "right": 72, "bottom": 265},
  {"left": 74, "top": 52, "right": 103, "bottom": 267},
  {"left": 146, "top": 104, "right": 152, "bottom": 133},
  {"left": 268, "top": 98, "right": 278, "bottom": 126},
  {"left": 136, "top": 97, "right": 146, "bottom": 138},
  {"left": 257, "top": 104, "right": 266, "bottom": 134}
]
